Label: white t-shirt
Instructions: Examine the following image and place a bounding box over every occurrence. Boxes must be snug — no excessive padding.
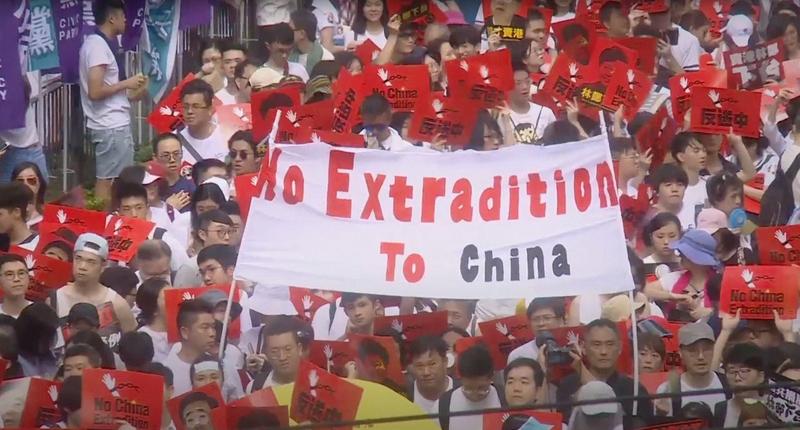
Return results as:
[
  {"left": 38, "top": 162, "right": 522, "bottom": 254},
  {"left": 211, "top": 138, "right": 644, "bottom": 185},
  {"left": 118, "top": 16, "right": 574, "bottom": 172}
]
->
[
  {"left": 311, "top": 298, "right": 348, "bottom": 341},
  {"left": 264, "top": 62, "right": 310, "bottom": 83},
  {"left": 164, "top": 343, "right": 244, "bottom": 400},
  {"left": 344, "top": 28, "right": 388, "bottom": 50},
  {"left": 507, "top": 339, "right": 539, "bottom": 364},
  {"left": 663, "top": 24, "right": 702, "bottom": 73},
  {"left": 255, "top": 0, "right": 294, "bottom": 26},
  {"left": 78, "top": 34, "right": 130, "bottom": 130},
  {"left": 677, "top": 177, "right": 708, "bottom": 231},
  {"left": 138, "top": 325, "right": 171, "bottom": 363},
  {"left": 448, "top": 386, "right": 502, "bottom": 429},
  {"left": 655, "top": 373, "right": 726, "bottom": 416},
  {"left": 179, "top": 125, "right": 230, "bottom": 165},
  {"left": 215, "top": 87, "right": 237, "bottom": 106},
  {"left": 163, "top": 343, "right": 193, "bottom": 397},
  {"left": 414, "top": 376, "right": 454, "bottom": 413},
  {"left": 508, "top": 102, "right": 557, "bottom": 145}
]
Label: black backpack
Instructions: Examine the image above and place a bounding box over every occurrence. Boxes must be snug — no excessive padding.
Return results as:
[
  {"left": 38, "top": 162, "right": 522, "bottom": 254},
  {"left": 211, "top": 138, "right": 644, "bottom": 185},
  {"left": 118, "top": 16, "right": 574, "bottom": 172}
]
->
[{"left": 759, "top": 153, "right": 800, "bottom": 226}]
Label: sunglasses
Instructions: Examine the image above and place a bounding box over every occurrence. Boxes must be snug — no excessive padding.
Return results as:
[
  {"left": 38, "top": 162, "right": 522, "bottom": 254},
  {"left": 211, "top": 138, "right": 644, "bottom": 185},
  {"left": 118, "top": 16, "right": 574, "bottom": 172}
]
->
[
  {"left": 229, "top": 149, "right": 251, "bottom": 160},
  {"left": 16, "top": 177, "right": 38, "bottom": 186}
]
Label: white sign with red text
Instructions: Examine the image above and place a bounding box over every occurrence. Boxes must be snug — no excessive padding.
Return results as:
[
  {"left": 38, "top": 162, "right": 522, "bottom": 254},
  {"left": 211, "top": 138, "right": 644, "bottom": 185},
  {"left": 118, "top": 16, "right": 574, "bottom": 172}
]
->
[{"left": 237, "top": 136, "right": 632, "bottom": 299}]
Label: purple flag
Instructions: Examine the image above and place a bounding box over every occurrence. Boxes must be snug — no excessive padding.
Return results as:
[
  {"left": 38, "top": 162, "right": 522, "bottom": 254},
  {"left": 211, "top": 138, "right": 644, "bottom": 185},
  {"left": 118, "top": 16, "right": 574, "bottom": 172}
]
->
[
  {"left": 0, "top": 2, "right": 26, "bottom": 131},
  {"left": 179, "top": 0, "right": 211, "bottom": 30},
  {"left": 53, "top": 0, "right": 83, "bottom": 84},
  {"left": 121, "top": 0, "right": 146, "bottom": 51}
]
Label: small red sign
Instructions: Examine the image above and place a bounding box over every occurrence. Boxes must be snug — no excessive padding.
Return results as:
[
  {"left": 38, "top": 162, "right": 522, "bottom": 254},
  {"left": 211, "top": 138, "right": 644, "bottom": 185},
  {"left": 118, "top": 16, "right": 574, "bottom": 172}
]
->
[
  {"left": 103, "top": 215, "right": 155, "bottom": 263},
  {"left": 290, "top": 287, "right": 331, "bottom": 322},
  {"left": 363, "top": 64, "right": 431, "bottom": 113},
  {"left": 290, "top": 360, "right": 363, "bottom": 429},
  {"left": 445, "top": 50, "right": 514, "bottom": 108},
  {"left": 720, "top": 265, "right": 800, "bottom": 319},
  {"left": 669, "top": 69, "right": 729, "bottom": 123},
  {"left": 724, "top": 38, "right": 785, "bottom": 89},
  {"left": 602, "top": 65, "right": 653, "bottom": 120},
  {"left": 618, "top": 37, "right": 658, "bottom": 75},
  {"left": 148, "top": 74, "right": 196, "bottom": 134},
  {"left": 250, "top": 85, "right": 303, "bottom": 142},
  {"left": 755, "top": 225, "right": 800, "bottom": 265},
  {"left": 309, "top": 340, "right": 355, "bottom": 377},
  {"left": 349, "top": 334, "right": 405, "bottom": 391},
  {"left": 216, "top": 103, "right": 253, "bottom": 132},
  {"left": 229, "top": 386, "right": 279, "bottom": 407},
  {"left": 42, "top": 204, "right": 107, "bottom": 236},
  {"left": 234, "top": 173, "right": 259, "bottom": 224},
  {"left": 355, "top": 39, "right": 381, "bottom": 66},
  {"left": 689, "top": 86, "right": 761, "bottom": 138},
  {"left": 19, "top": 378, "right": 62, "bottom": 428},
  {"left": 374, "top": 311, "right": 449, "bottom": 344},
  {"left": 332, "top": 69, "right": 366, "bottom": 133},
  {"left": 478, "top": 315, "right": 535, "bottom": 370},
  {"left": 7, "top": 247, "right": 72, "bottom": 302},
  {"left": 635, "top": 105, "right": 677, "bottom": 170},
  {"left": 80, "top": 368, "right": 164, "bottom": 430}
]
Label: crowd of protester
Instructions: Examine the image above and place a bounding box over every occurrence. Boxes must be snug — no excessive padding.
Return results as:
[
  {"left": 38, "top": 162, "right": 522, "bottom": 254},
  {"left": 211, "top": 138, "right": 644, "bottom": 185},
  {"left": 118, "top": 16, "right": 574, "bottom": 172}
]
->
[{"left": 4, "top": 0, "right": 800, "bottom": 428}]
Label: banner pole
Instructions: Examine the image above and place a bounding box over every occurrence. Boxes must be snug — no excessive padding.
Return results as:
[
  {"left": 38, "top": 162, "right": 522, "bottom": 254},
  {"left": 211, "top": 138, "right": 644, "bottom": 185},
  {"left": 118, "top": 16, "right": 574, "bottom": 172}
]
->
[
  {"left": 629, "top": 289, "right": 640, "bottom": 416},
  {"left": 218, "top": 278, "right": 238, "bottom": 361}
]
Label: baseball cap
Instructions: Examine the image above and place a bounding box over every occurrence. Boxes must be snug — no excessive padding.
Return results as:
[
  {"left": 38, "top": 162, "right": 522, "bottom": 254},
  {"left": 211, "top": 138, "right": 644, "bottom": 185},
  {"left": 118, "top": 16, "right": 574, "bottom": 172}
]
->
[
  {"left": 576, "top": 381, "right": 620, "bottom": 415},
  {"left": 249, "top": 67, "right": 283, "bottom": 90},
  {"left": 678, "top": 321, "right": 715, "bottom": 346},
  {"left": 143, "top": 161, "right": 167, "bottom": 185},
  {"left": 74, "top": 233, "right": 109, "bottom": 260},
  {"left": 198, "top": 289, "right": 243, "bottom": 320},
  {"left": 726, "top": 15, "right": 753, "bottom": 47},
  {"left": 202, "top": 177, "right": 231, "bottom": 201},
  {"left": 697, "top": 208, "right": 728, "bottom": 235},
  {"left": 669, "top": 229, "right": 719, "bottom": 267},
  {"left": 67, "top": 302, "right": 100, "bottom": 327}
]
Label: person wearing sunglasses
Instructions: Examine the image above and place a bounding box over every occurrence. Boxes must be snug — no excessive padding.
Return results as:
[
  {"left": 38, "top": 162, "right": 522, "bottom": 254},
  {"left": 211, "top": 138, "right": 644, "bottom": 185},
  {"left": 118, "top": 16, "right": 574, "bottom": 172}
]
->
[
  {"left": 11, "top": 162, "right": 47, "bottom": 228},
  {"left": 227, "top": 131, "right": 260, "bottom": 176}
]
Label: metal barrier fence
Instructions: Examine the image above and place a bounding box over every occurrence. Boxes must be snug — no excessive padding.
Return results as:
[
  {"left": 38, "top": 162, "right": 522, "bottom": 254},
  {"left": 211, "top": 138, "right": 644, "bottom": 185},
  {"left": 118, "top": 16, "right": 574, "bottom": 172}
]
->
[{"left": 32, "top": 0, "right": 257, "bottom": 193}]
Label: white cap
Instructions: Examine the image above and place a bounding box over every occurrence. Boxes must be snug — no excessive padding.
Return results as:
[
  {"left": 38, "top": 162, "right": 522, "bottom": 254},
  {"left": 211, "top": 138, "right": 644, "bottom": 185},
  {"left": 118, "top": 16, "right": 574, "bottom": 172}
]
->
[
  {"left": 576, "top": 381, "right": 620, "bottom": 415},
  {"left": 726, "top": 15, "right": 753, "bottom": 47},
  {"left": 202, "top": 176, "right": 231, "bottom": 201}
]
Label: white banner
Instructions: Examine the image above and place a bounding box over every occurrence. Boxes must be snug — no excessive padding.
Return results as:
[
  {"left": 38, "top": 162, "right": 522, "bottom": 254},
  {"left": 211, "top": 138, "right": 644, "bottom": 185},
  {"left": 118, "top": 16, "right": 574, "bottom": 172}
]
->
[{"left": 237, "top": 135, "right": 634, "bottom": 299}]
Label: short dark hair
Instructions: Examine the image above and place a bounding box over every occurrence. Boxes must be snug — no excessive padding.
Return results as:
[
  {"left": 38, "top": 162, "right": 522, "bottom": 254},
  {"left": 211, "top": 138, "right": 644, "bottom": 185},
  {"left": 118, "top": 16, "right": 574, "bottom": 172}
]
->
[
  {"left": 642, "top": 212, "right": 682, "bottom": 247},
  {"left": 651, "top": 163, "right": 689, "bottom": 190},
  {"left": 101, "top": 266, "right": 139, "bottom": 298},
  {"left": 670, "top": 131, "right": 701, "bottom": 161},
  {"left": 0, "top": 254, "right": 26, "bottom": 273},
  {"left": 221, "top": 200, "right": 241, "bottom": 218},
  {"left": 706, "top": 172, "right": 743, "bottom": 205},
  {"left": 180, "top": 79, "right": 215, "bottom": 108},
  {"left": 263, "top": 315, "right": 302, "bottom": 346},
  {"left": 179, "top": 391, "right": 219, "bottom": 423},
  {"left": 637, "top": 331, "right": 667, "bottom": 359},
  {"left": 527, "top": 8, "right": 546, "bottom": 23},
  {"left": 409, "top": 335, "right": 448, "bottom": 360},
  {"left": 197, "top": 244, "right": 237, "bottom": 269},
  {"left": 198, "top": 209, "right": 234, "bottom": 232},
  {"left": 586, "top": 318, "right": 620, "bottom": 339},
  {"left": 140, "top": 362, "right": 175, "bottom": 387},
  {"left": 190, "top": 353, "right": 223, "bottom": 381},
  {"left": 291, "top": 9, "right": 319, "bottom": 42},
  {"left": 264, "top": 22, "right": 295, "bottom": 45},
  {"left": 725, "top": 342, "right": 765, "bottom": 372},
  {"left": 504, "top": 357, "right": 545, "bottom": 387},
  {"left": 360, "top": 94, "right": 392, "bottom": 118},
  {"left": 0, "top": 182, "right": 32, "bottom": 220},
  {"left": 221, "top": 40, "right": 247, "bottom": 56},
  {"left": 526, "top": 297, "right": 566, "bottom": 320},
  {"left": 191, "top": 158, "right": 228, "bottom": 185},
  {"left": 177, "top": 299, "right": 214, "bottom": 332},
  {"left": 457, "top": 345, "right": 494, "bottom": 378},
  {"left": 228, "top": 130, "right": 258, "bottom": 155},
  {"left": 93, "top": 0, "right": 124, "bottom": 25},
  {"left": 136, "top": 278, "right": 170, "bottom": 326},
  {"left": 151, "top": 132, "right": 182, "bottom": 157},
  {"left": 113, "top": 181, "right": 148, "bottom": 211},
  {"left": 64, "top": 343, "right": 102, "bottom": 368},
  {"left": 341, "top": 292, "right": 378, "bottom": 306},
  {"left": 58, "top": 375, "right": 82, "bottom": 413},
  {"left": 449, "top": 25, "right": 481, "bottom": 47},
  {"left": 118, "top": 332, "right": 155, "bottom": 370},
  {"left": 730, "top": 0, "right": 756, "bottom": 16}
]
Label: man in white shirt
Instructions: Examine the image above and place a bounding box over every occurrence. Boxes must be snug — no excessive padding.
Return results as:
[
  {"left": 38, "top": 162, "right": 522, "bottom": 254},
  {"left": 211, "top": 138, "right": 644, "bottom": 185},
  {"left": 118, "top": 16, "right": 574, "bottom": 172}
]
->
[
  {"left": 507, "top": 297, "right": 567, "bottom": 364},
  {"left": 246, "top": 316, "right": 305, "bottom": 393},
  {"left": 78, "top": 0, "right": 148, "bottom": 203},
  {"left": 408, "top": 336, "right": 453, "bottom": 413},
  {"left": 178, "top": 79, "right": 230, "bottom": 168},
  {"left": 359, "top": 94, "right": 418, "bottom": 151},
  {"left": 0, "top": 254, "right": 32, "bottom": 319},
  {"left": 215, "top": 42, "right": 248, "bottom": 105},
  {"left": 438, "top": 345, "right": 501, "bottom": 429},
  {"left": 671, "top": 132, "right": 708, "bottom": 230},
  {"left": 289, "top": 9, "right": 335, "bottom": 76},
  {"left": 507, "top": 66, "right": 556, "bottom": 145},
  {"left": 163, "top": 299, "right": 217, "bottom": 397},
  {"left": 650, "top": 1, "right": 701, "bottom": 72},
  {"left": 262, "top": 22, "right": 310, "bottom": 82}
]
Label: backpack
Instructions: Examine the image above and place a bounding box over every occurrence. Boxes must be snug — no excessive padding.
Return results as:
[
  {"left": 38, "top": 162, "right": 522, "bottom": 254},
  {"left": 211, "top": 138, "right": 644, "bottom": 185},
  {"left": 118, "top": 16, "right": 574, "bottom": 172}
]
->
[{"left": 759, "top": 153, "right": 800, "bottom": 226}]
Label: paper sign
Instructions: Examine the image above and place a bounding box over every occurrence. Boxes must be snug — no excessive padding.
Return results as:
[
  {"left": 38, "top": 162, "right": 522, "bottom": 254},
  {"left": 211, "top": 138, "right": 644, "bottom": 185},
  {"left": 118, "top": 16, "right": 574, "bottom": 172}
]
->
[
  {"left": 251, "top": 85, "right": 303, "bottom": 142},
  {"left": 552, "top": 17, "right": 596, "bottom": 64},
  {"left": 755, "top": 225, "right": 800, "bottom": 265},
  {"left": 294, "top": 99, "right": 336, "bottom": 132},
  {"left": 478, "top": 315, "right": 535, "bottom": 370},
  {"left": 309, "top": 340, "right": 355, "bottom": 377},
  {"left": 720, "top": 265, "right": 800, "bottom": 319},
  {"left": 374, "top": 311, "right": 448, "bottom": 344},
  {"left": 640, "top": 371, "right": 669, "bottom": 396},
  {"left": 618, "top": 37, "right": 658, "bottom": 75},
  {"left": 349, "top": 334, "right": 405, "bottom": 392},
  {"left": 541, "top": 54, "right": 592, "bottom": 106},
  {"left": 602, "top": 65, "right": 653, "bottom": 120},
  {"left": 20, "top": 378, "right": 62, "bottom": 428},
  {"left": 229, "top": 387, "right": 279, "bottom": 407},
  {"left": 42, "top": 204, "right": 107, "bottom": 236},
  {"left": 148, "top": 74, "right": 196, "bottom": 134},
  {"left": 619, "top": 186, "right": 651, "bottom": 241},
  {"left": 407, "top": 95, "right": 481, "bottom": 146},
  {"left": 668, "top": 69, "right": 729, "bottom": 123},
  {"left": 699, "top": 0, "right": 728, "bottom": 38},
  {"left": 767, "top": 375, "right": 800, "bottom": 423},
  {"left": 216, "top": 104, "right": 252, "bottom": 133},
  {"left": 635, "top": 105, "right": 677, "bottom": 170},
  {"left": 363, "top": 65, "right": 431, "bottom": 113},
  {"left": 724, "top": 38, "right": 784, "bottom": 89},
  {"left": 103, "top": 215, "right": 155, "bottom": 262},
  {"left": 355, "top": 39, "right": 381, "bottom": 66},
  {"left": 483, "top": 410, "right": 563, "bottom": 430},
  {"left": 332, "top": 70, "right": 366, "bottom": 133},
  {"left": 163, "top": 285, "right": 241, "bottom": 342},
  {"left": 234, "top": 173, "right": 259, "bottom": 224},
  {"left": 290, "top": 287, "right": 331, "bottom": 322},
  {"left": 290, "top": 361, "right": 363, "bottom": 429},
  {"left": 81, "top": 368, "right": 164, "bottom": 430},
  {"left": 226, "top": 405, "right": 289, "bottom": 428},
  {"left": 590, "top": 37, "right": 638, "bottom": 85},
  {"left": 167, "top": 383, "right": 224, "bottom": 430},
  {"left": 445, "top": 50, "right": 514, "bottom": 108},
  {"left": 689, "top": 86, "right": 761, "bottom": 138},
  {"left": 7, "top": 247, "right": 72, "bottom": 302}
]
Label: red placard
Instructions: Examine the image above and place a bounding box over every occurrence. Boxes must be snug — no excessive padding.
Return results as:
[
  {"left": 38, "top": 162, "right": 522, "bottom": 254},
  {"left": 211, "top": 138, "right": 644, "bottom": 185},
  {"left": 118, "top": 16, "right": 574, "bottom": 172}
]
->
[
  {"left": 590, "top": 37, "right": 638, "bottom": 86},
  {"left": 482, "top": 0, "right": 534, "bottom": 42},
  {"left": 216, "top": 103, "right": 253, "bottom": 132},
  {"left": 407, "top": 95, "right": 481, "bottom": 146},
  {"left": 635, "top": 105, "right": 677, "bottom": 170},
  {"left": 635, "top": 0, "right": 668, "bottom": 13},
  {"left": 638, "top": 418, "right": 706, "bottom": 430},
  {"left": 226, "top": 405, "right": 289, "bottom": 428},
  {"left": 332, "top": 69, "right": 366, "bottom": 133},
  {"left": 478, "top": 315, "right": 535, "bottom": 370},
  {"left": 290, "top": 287, "right": 331, "bottom": 322},
  {"left": 290, "top": 361, "right": 363, "bottom": 429},
  {"left": 552, "top": 17, "right": 597, "bottom": 64},
  {"left": 34, "top": 227, "right": 77, "bottom": 255},
  {"left": 689, "top": 86, "right": 761, "bottom": 138},
  {"left": 755, "top": 225, "right": 800, "bottom": 265},
  {"left": 724, "top": 39, "right": 785, "bottom": 89},
  {"left": 744, "top": 173, "right": 765, "bottom": 214},
  {"left": 720, "top": 265, "right": 800, "bottom": 319},
  {"left": 387, "top": 0, "right": 433, "bottom": 23},
  {"left": 699, "top": 0, "right": 729, "bottom": 38},
  {"left": 250, "top": 85, "right": 303, "bottom": 142},
  {"left": 483, "top": 410, "right": 563, "bottom": 430},
  {"left": 19, "top": 378, "right": 62, "bottom": 428},
  {"left": 601, "top": 65, "right": 653, "bottom": 120},
  {"left": 80, "top": 369, "right": 164, "bottom": 430},
  {"left": 7, "top": 247, "right": 72, "bottom": 302},
  {"left": 293, "top": 128, "right": 367, "bottom": 148},
  {"left": 103, "top": 215, "right": 155, "bottom": 263},
  {"left": 297, "top": 99, "right": 336, "bottom": 131},
  {"left": 541, "top": 54, "right": 593, "bottom": 106},
  {"left": 229, "top": 386, "right": 279, "bottom": 407},
  {"left": 148, "top": 74, "right": 196, "bottom": 134},
  {"left": 617, "top": 37, "right": 658, "bottom": 75},
  {"left": 668, "top": 69, "right": 729, "bottom": 123},
  {"left": 445, "top": 50, "right": 514, "bottom": 108},
  {"left": 619, "top": 186, "right": 651, "bottom": 241},
  {"left": 42, "top": 204, "right": 107, "bottom": 236},
  {"left": 167, "top": 384, "right": 224, "bottom": 430},
  {"left": 348, "top": 334, "right": 405, "bottom": 391},
  {"left": 163, "top": 285, "right": 241, "bottom": 342},
  {"left": 374, "top": 311, "right": 449, "bottom": 344},
  {"left": 355, "top": 39, "right": 381, "bottom": 66},
  {"left": 783, "top": 58, "right": 800, "bottom": 88},
  {"left": 309, "top": 340, "right": 355, "bottom": 377},
  {"left": 760, "top": 84, "right": 789, "bottom": 123},
  {"left": 363, "top": 64, "right": 431, "bottom": 113},
  {"left": 233, "top": 173, "right": 259, "bottom": 224},
  {"left": 640, "top": 371, "right": 670, "bottom": 396}
]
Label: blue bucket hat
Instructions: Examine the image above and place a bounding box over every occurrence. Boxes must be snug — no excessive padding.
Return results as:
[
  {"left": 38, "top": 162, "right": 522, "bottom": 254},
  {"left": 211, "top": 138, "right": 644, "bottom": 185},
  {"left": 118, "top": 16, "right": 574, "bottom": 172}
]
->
[{"left": 669, "top": 229, "right": 719, "bottom": 267}]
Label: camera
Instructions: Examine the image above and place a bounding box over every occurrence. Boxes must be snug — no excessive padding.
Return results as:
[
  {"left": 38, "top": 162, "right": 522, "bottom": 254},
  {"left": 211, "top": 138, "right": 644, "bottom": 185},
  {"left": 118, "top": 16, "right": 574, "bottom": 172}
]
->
[{"left": 536, "top": 331, "right": 573, "bottom": 366}]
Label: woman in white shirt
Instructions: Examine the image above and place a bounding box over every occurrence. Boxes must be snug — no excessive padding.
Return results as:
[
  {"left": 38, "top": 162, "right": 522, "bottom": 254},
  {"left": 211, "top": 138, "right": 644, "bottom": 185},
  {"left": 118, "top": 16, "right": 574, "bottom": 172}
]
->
[
  {"left": 642, "top": 212, "right": 682, "bottom": 264},
  {"left": 135, "top": 278, "right": 172, "bottom": 363},
  {"left": 346, "top": 0, "right": 389, "bottom": 51}
]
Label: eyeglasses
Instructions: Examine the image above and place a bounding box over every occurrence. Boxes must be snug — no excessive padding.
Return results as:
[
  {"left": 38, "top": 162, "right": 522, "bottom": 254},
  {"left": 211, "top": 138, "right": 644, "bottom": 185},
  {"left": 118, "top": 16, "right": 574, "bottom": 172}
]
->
[
  {"left": 204, "top": 227, "right": 237, "bottom": 238},
  {"left": 158, "top": 151, "right": 182, "bottom": 161},
  {"left": 16, "top": 177, "right": 38, "bottom": 186},
  {"left": 2, "top": 270, "right": 28, "bottom": 280},
  {"left": 182, "top": 103, "right": 210, "bottom": 112},
  {"left": 229, "top": 149, "right": 251, "bottom": 160},
  {"left": 462, "top": 385, "right": 491, "bottom": 397},
  {"left": 725, "top": 367, "right": 755, "bottom": 378}
]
